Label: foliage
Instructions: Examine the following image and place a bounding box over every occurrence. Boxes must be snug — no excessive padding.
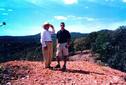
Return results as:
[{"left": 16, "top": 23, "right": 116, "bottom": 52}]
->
[
  {"left": 0, "top": 27, "right": 126, "bottom": 72},
  {"left": 85, "top": 27, "right": 126, "bottom": 72},
  {"left": 74, "top": 37, "right": 86, "bottom": 52},
  {"left": 0, "top": 33, "right": 85, "bottom": 62},
  {"left": 73, "top": 26, "right": 126, "bottom": 72}
]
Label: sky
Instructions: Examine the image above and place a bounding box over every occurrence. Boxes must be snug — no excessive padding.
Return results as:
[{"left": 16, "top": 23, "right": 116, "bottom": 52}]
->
[{"left": 0, "top": 0, "right": 126, "bottom": 36}]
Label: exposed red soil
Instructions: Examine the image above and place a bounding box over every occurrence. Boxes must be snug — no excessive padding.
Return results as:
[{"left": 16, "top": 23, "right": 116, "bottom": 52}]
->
[{"left": 1, "top": 60, "right": 126, "bottom": 85}]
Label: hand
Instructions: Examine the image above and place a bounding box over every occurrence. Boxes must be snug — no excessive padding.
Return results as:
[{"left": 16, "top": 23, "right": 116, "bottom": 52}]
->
[
  {"left": 56, "top": 44, "right": 60, "bottom": 48},
  {"left": 65, "top": 44, "right": 70, "bottom": 48},
  {"left": 49, "top": 24, "right": 54, "bottom": 29}
]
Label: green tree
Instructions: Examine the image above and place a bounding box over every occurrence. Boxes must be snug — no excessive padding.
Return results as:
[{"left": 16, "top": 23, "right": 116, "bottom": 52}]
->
[{"left": 74, "top": 37, "right": 86, "bottom": 53}]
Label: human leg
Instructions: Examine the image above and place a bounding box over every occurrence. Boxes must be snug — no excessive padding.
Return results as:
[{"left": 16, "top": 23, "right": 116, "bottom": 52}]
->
[
  {"left": 42, "top": 47, "right": 49, "bottom": 68},
  {"left": 48, "top": 42, "right": 53, "bottom": 66},
  {"left": 62, "top": 43, "right": 69, "bottom": 71},
  {"left": 42, "top": 42, "right": 52, "bottom": 68},
  {"left": 55, "top": 44, "right": 62, "bottom": 68}
]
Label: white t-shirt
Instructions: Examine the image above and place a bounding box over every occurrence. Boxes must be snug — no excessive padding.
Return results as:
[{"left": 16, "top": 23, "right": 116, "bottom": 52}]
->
[{"left": 40, "top": 30, "right": 54, "bottom": 47}]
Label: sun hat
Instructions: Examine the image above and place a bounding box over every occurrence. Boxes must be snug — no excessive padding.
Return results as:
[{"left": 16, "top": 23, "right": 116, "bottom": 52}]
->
[{"left": 43, "top": 21, "right": 50, "bottom": 26}]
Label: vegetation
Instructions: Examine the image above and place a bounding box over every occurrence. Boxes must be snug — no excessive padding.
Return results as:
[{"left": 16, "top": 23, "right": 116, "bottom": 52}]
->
[
  {"left": 75, "top": 26, "right": 126, "bottom": 72},
  {"left": 0, "top": 33, "right": 85, "bottom": 62},
  {"left": 0, "top": 26, "right": 126, "bottom": 72}
]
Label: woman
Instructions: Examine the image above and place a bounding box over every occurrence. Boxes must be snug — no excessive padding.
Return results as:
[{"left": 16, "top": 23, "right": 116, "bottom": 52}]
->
[{"left": 40, "top": 22, "right": 55, "bottom": 69}]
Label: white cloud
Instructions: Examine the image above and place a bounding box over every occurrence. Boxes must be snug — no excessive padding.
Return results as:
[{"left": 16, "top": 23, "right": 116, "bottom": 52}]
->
[
  {"left": 8, "top": 9, "right": 13, "bottom": 12},
  {"left": 25, "top": 0, "right": 42, "bottom": 5},
  {"left": 2, "top": 13, "right": 8, "bottom": 15},
  {"left": 0, "top": 8, "right": 5, "bottom": 11},
  {"left": 84, "top": 17, "right": 95, "bottom": 21},
  {"left": 28, "top": 26, "right": 41, "bottom": 35},
  {"left": 71, "top": 16, "right": 95, "bottom": 21},
  {"left": 67, "top": 16, "right": 96, "bottom": 21},
  {"left": 122, "top": 0, "right": 126, "bottom": 3},
  {"left": 66, "top": 24, "right": 102, "bottom": 33},
  {"left": 58, "top": 17, "right": 126, "bottom": 33},
  {"left": 0, "top": 8, "right": 13, "bottom": 12},
  {"left": 108, "top": 21, "right": 126, "bottom": 30},
  {"left": 25, "top": 0, "right": 78, "bottom": 5},
  {"left": 54, "top": 15, "right": 96, "bottom": 22},
  {"left": 54, "top": 16, "right": 67, "bottom": 20},
  {"left": 63, "top": 0, "right": 78, "bottom": 4}
]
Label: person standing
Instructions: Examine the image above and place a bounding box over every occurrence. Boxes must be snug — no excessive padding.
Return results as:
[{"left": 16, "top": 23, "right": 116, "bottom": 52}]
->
[
  {"left": 55, "top": 22, "right": 71, "bottom": 71},
  {"left": 40, "top": 22, "right": 55, "bottom": 69}
]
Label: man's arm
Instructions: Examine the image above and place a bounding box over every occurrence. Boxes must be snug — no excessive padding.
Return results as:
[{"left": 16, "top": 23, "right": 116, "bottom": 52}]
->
[
  {"left": 56, "top": 32, "right": 58, "bottom": 44},
  {"left": 66, "top": 31, "right": 71, "bottom": 48}
]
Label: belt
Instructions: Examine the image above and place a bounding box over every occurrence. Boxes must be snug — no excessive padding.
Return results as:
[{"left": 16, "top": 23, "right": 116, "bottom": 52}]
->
[{"left": 45, "top": 41, "right": 52, "bottom": 43}]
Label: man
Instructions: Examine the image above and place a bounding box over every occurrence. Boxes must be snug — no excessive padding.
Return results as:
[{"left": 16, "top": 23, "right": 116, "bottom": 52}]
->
[
  {"left": 55, "top": 22, "right": 71, "bottom": 71},
  {"left": 40, "top": 22, "right": 55, "bottom": 69}
]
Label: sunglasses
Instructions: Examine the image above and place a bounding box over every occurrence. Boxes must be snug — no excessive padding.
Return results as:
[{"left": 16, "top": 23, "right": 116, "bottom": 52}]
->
[{"left": 61, "top": 24, "right": 64, "bottom": 26}]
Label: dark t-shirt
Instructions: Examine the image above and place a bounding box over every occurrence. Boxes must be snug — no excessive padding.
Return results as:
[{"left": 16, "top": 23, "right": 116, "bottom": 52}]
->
[{"left": 56, "top": 29, "right": 71, "bottom": 43}]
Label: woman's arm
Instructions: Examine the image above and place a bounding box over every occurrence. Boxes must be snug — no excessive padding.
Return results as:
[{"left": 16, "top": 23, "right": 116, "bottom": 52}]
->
[{"left": 49, "top": 24, "right": 55, "bottom": 34}]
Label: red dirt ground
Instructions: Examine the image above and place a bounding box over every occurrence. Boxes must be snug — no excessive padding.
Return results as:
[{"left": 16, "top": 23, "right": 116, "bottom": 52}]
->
[{"left": 1, "top": 60, "right": 126, "bottom": 85}]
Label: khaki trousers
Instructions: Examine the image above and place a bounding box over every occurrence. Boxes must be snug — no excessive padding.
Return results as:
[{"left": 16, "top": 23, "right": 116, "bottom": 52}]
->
[{"left": 42, "top": 42, "right": 53, "bottom": 68}]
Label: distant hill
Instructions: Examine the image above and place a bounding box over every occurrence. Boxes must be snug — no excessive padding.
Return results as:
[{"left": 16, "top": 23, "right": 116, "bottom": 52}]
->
[
  {"left": 1, "top": 27, "right": 126, "bottom": 73},
  {"left": 0, "top": 32, "right": 86, "bottom": 43},
  {"left": 0, "top": 32, "right": 86, "bottom": 62},
  {"left": 1, "top": 27, "right": 126, "bottom": 74}
]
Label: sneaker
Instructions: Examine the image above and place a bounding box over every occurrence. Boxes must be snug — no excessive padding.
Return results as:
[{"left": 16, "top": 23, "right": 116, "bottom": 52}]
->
[
  {"left": 55, "top": 64, "right": 61, "bottom": 68},
  {"left": 46, "top": 66, "right": 53, "bottom": 70},
  {"left": 62, "top": 65, "right": 66, "bottom": 71}
]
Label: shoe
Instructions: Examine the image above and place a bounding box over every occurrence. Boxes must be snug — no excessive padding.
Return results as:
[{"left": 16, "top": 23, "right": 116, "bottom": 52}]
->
[
  {"left": 55, "top": 64, "right": 61, "bottom": 68},
  {"left": 62, "top": 65, "right": 66, "bottom": 71},
  {"left": 46, "top": 66, "right": 53, "bottom": 69}
]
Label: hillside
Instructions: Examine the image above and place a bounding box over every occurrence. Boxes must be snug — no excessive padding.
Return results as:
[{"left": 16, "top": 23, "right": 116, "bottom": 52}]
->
[
  {"left": 0, "top": 32, "right": 85, "bottom": 62},
  {"left": 1, "top": 27, "right": 126, "bottom": 76},
  {"left": 1, "top": 60, "right": 126, "bottom": 85}
]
